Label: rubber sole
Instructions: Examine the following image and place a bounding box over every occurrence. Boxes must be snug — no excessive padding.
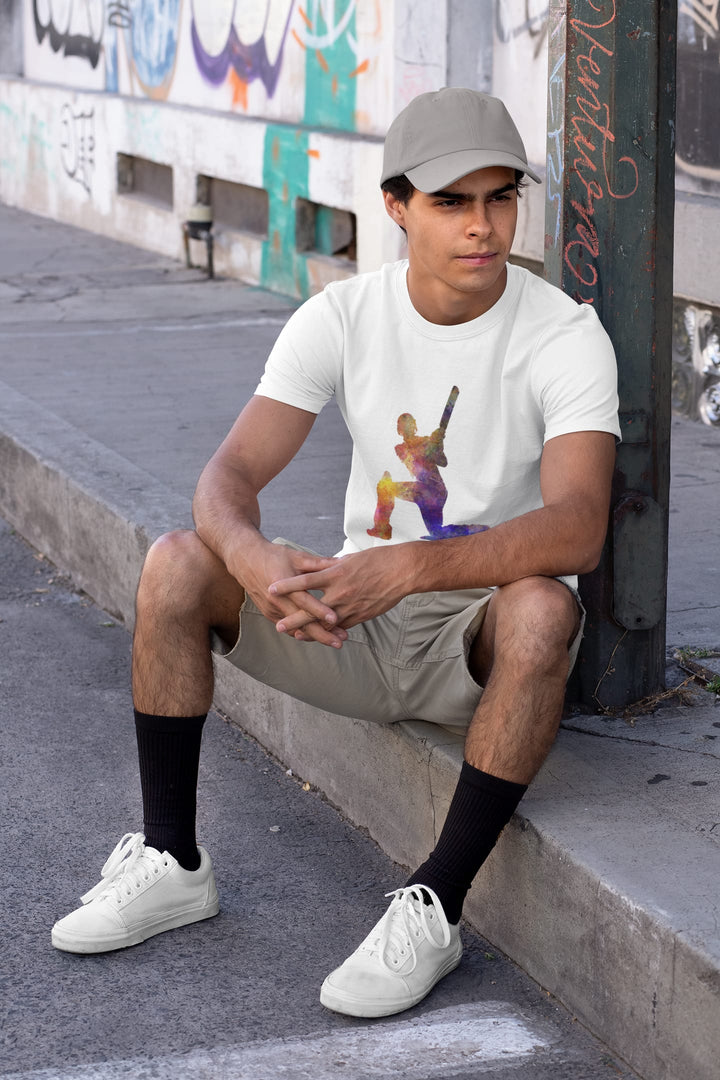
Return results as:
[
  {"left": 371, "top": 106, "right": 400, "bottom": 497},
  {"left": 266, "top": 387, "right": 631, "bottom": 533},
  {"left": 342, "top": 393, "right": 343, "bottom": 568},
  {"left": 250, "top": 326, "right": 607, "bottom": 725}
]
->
[
  {"left": 51, "top": 897, "right": 220, "bottom": 954},
  {"left": 319, "top": 945, "right": 462, "bottom": 1018}
]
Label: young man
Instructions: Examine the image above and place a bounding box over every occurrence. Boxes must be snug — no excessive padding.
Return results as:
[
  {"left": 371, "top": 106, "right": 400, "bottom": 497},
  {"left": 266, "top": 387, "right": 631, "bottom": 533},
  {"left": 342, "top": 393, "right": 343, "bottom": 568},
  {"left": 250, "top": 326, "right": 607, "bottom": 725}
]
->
[{"left": 52, "top": 88, "right": 619, "bottom": 1019}]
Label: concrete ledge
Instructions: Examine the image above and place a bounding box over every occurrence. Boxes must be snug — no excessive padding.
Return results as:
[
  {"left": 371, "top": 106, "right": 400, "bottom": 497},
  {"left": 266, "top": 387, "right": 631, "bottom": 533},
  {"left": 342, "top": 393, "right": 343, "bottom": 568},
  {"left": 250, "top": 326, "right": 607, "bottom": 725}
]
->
[
  {"left": 0, "top": 382, "right": 192, "bottom": 623},
  {"left": 1, "top": 383, "right": 718, "bottom": 1080},
  {"left": 215, "top": 665, "right": 720, "bottom": 1080}
]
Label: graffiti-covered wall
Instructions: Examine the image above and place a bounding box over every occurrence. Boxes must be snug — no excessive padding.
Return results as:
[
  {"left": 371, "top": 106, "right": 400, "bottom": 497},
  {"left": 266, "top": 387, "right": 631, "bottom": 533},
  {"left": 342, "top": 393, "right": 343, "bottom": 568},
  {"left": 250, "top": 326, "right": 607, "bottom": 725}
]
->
[
  {"left": 1, "top": 1, "right": 720, "bottom": 425},
  {"left": 0, "top": 1, "right": 550, "bottom": 300},
  {"left": 23, "top": 1, "right": 396, "bottom": 135}
]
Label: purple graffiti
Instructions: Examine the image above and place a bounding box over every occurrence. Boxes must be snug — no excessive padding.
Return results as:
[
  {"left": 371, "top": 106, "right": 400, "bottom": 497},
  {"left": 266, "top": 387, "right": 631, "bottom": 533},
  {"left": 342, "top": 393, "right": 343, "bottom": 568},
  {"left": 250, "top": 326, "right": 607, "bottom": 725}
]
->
[{"left": 191, "top": 3, "right": 295, "bottom": 95}]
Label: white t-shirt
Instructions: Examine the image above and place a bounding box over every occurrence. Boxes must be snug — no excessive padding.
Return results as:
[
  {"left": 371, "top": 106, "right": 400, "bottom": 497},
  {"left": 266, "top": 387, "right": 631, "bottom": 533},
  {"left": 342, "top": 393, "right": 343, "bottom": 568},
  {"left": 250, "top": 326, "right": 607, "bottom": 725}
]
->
[{"left": 256, "top": 260, "right": 620, "bottom": 566}]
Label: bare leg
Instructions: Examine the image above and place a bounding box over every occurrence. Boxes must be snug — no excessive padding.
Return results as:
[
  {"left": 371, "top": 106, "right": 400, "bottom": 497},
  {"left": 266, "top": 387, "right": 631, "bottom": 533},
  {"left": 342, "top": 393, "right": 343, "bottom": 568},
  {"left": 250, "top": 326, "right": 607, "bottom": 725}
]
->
[
  {"left": 465, "top": 576, "right": 582, "bottom": 783},
  {"left": 132, "top": 529, "right": 245, "bottom": 716},
  {"left": 405, "top": 576, "right": 581, "bottom": 922}
]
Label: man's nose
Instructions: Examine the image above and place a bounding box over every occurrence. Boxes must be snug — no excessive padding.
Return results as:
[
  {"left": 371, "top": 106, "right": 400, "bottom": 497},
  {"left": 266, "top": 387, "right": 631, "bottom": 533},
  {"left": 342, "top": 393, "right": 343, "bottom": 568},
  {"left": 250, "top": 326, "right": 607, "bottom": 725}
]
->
[{"left": 467, "top": 207, "right": 492, "bottom": 237}]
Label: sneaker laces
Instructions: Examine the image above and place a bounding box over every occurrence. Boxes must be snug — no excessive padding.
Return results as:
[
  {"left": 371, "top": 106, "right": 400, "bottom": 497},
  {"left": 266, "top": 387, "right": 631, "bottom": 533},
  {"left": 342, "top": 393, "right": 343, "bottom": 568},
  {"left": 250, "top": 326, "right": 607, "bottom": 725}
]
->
[
  {"left": 80, "top": 832, "right": 167, "bottom": 905},
  {"left": 375, "top": 885, "right": 452, "bottom": 975}
]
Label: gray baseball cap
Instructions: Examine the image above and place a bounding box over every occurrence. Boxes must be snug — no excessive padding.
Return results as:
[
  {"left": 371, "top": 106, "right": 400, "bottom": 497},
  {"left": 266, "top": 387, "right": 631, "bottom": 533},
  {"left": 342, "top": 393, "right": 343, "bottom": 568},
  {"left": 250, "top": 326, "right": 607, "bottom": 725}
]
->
[{"left": 381, "top": 87, "right": 541, "bottom": 190}]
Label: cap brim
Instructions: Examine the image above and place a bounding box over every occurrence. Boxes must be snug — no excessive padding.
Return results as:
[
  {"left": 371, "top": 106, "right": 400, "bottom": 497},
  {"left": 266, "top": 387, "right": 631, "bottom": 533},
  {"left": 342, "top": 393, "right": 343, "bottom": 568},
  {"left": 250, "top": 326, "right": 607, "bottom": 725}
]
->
[{"left": 405, "top": 148, "right": 541, "bottom": 191}]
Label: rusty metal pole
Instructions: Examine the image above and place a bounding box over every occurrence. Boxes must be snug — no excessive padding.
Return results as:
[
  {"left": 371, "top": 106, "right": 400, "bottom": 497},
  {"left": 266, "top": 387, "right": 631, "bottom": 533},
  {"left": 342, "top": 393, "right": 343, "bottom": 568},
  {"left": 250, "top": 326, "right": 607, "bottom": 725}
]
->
[{"left": 545, "top": 1, "right": 677, "bottom": 708}]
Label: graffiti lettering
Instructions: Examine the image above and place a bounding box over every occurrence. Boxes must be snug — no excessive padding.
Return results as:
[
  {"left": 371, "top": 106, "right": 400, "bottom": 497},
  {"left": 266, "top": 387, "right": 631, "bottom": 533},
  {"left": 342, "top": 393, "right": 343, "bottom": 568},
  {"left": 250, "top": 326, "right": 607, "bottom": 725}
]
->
[
  {"left": 563, "top": 1, "right": 639, "bottom": 301},
  {"left": 546, "top": 41, "right": 565, "bottom": 247},
  {"left": 191, "top": 0, "right": 295, "bottom": 95},
  {"left": 60, "top": 102, "right": 95, "bottom": 194},
  {"left": 107, "top": 1, "right": 132, "bottom": 30},
  {"left": 680, "top": 0, "right": 719, "bottom": 38},
  {"left": 297, "top": 0, "right": 358, "bottom": 51},
  {"left": 33, "top": 0, "right": 105, "bottom": 68}
]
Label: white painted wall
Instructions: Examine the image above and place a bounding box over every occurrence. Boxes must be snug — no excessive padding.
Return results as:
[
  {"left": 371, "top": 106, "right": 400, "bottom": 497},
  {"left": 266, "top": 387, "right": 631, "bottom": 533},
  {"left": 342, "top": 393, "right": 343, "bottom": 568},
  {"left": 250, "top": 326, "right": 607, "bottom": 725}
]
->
[{"left": 2, "top": 1, "right": 719, "bottom": 310}]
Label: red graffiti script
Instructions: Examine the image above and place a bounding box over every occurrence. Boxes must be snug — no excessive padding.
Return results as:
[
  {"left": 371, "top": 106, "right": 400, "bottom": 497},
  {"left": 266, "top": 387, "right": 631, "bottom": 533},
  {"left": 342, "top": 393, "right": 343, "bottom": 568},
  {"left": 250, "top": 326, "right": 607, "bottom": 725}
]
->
[{"left": 565, "top": 1, "right": 639, "bottom": 301}]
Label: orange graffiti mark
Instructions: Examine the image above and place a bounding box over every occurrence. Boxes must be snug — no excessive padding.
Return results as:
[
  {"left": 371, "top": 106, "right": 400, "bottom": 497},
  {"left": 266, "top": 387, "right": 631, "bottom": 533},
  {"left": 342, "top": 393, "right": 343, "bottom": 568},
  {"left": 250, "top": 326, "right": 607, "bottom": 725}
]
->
[
  {"left": 228, "top": 68, "right": 248, "bottom": 110},
  {"left": 316, "top": 49, "right": 329, "bottom": 72},
  {"left": 332, "top": 73, "right": 338, "bottom": 97},
  {"left": 307, "top": 148, "right": 321, "bottom": 159},
  {"left": 272, "top": 137, "right": 280, "bottom": 164},
  {"left": 272, "top": 229, "right": 281, "bottom": 252},
  {"left": 292, "top": 28, "right": 307, "bottom": 50},
  {"left": 349, "top": 58, "right": 370, "bottom": 78},
  {"left": 282, "top": 180, "right": 289, "bottom": 202},
  {"left": 298, "top": 6, "right": 312, "bottom": 29}
]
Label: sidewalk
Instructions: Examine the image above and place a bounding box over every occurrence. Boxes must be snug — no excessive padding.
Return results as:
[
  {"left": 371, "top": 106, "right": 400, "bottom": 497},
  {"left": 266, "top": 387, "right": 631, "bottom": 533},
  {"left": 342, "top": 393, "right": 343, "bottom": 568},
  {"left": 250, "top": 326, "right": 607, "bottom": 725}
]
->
[
  {"left": 1, "top": 203, "right": 719, "bottom": 1080},
  {"left": 6, "top": 516, "right": 642, "bottom": 1080}
]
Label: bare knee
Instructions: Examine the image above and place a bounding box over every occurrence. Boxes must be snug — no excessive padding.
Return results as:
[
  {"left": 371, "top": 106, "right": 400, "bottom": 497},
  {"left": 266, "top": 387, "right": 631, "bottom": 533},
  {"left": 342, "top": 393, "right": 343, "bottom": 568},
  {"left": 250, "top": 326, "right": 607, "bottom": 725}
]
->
[
  {"left": 137, "top": 530, "right": 230, "bottom": 622},
  {"left": 473, "top": 576, "right": 580, "bottom": 681},
  {"left": 502, "top": 577, "right": 580, "bottom": 643}
]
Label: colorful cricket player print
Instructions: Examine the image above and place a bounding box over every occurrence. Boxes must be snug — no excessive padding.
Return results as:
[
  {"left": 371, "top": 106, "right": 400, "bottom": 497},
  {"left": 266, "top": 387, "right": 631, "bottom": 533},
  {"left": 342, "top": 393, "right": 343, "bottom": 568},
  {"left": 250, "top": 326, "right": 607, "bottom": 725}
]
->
[{"left": 367, "top": 386, "right": 490, "bottom": 541}]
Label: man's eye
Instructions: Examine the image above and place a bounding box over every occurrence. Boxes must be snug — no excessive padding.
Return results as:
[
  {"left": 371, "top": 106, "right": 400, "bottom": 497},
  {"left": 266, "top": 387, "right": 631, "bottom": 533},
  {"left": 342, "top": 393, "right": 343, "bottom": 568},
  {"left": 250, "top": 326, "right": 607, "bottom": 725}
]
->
[{"left": 437, "top": 199, "right": 461, "bottom": 207}]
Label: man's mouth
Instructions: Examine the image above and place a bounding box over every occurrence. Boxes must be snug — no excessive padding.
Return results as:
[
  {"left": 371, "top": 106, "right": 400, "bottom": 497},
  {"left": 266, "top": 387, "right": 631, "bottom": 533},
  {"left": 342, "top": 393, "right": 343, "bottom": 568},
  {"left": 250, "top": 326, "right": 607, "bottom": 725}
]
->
[{"left": 456, "top": 252, "right": 497, "bottom": 264}]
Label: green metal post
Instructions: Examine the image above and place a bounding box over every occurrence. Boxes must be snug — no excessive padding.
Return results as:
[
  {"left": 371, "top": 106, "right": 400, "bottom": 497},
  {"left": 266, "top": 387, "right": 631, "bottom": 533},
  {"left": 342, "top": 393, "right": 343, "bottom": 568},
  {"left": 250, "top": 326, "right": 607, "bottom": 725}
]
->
[{"left": 545, "top": 1, "right": 677, "bottom": 708}]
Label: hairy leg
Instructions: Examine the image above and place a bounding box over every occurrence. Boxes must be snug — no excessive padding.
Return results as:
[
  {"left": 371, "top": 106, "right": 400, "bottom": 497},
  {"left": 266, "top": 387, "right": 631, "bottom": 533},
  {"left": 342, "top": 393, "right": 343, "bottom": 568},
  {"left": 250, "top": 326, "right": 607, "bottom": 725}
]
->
[
  {"left": 465, "top": 576, "right": 582, "bottom": 784},
  {"left": 132, "top": 529, "right": 245, "bottom": 716},
  {"left": 405, "top": 577, "right": 580, "bottom": 921}
]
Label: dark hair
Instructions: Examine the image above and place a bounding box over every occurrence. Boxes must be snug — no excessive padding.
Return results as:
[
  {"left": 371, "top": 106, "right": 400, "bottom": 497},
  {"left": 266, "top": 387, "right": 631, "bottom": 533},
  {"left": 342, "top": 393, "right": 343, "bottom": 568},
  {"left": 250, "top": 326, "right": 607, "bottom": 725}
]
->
[
  {"left": 515, "top": 170, "right": 529, "bottom": 196},
  {"left": 381, "top": 173, "right": 416, "bottom": 205},
  {"left": 381, "top": 168, "right": 528, "bottom": 206}
]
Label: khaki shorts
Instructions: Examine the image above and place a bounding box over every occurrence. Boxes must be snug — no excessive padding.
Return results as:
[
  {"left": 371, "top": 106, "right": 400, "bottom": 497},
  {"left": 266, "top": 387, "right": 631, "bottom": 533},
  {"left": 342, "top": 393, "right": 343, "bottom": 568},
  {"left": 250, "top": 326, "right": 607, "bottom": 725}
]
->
[{"left": 215, "top": 540, "right": 585, "bottom": 731}]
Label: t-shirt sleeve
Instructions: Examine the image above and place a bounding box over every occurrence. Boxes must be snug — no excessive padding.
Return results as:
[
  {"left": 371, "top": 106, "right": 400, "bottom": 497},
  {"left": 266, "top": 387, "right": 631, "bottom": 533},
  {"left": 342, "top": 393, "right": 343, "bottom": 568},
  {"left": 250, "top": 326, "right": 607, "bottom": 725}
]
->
[
  {"left": 254, "top": 290, "right": 343, "bottom": 413},
  {"left": 531, "top": 303, "right": 621, "bottom": 443}
]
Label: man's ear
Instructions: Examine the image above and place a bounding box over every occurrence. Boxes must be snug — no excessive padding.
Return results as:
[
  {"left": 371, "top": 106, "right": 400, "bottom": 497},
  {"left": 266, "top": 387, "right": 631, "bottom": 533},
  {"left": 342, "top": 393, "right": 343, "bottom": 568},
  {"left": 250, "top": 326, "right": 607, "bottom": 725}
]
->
[{"left": 383, "top": 189, "right": 407, "bottom": 229}]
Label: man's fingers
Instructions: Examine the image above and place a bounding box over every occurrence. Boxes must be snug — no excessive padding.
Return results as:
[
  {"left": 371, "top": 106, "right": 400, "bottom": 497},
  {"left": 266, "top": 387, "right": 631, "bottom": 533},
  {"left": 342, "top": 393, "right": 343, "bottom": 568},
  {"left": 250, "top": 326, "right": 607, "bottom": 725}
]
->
[
  {"left": 286, "top": 620, "right": 347, "bottom": 647},
  {"left": 292, "top": 626, "right": 345, "bottom": 647},
  {"left": 276, "top": 609, "right": 334, "bottom": 633},
  {"left": 277, "top": 612, "right": 348, "bottom": 642},
  {"left": 269, "top": 571, "right": 327, "bottom": 597},
  {"left": 272, "top": 592, "right": 347, "bottom": 647},
  {"left": 272, "top": 588, "right": 337, "bottom": 628},
  {"left": 296, "top": 555, "right": 337, "bottom": 571},
  {"left": 277, "top": 609, "right": 317, "bottom": 633}
]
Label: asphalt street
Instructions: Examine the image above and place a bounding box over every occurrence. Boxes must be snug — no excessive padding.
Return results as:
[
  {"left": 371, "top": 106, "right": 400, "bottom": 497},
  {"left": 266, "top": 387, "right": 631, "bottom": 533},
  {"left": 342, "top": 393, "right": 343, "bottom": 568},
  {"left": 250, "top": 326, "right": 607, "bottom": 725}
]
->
[{"left": 0, "top": 519, "right": 640, "bottom": 1079}]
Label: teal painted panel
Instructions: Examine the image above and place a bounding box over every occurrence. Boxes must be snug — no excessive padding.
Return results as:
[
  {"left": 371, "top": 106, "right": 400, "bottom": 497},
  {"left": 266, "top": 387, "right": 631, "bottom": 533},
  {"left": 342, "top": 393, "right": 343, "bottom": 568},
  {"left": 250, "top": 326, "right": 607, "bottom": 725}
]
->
[
  {"left": 303, "top": 4, "right": 358, "bottom": 132},
  {"left": 261, "top": 125, "right": 310, "bottom": 299}
]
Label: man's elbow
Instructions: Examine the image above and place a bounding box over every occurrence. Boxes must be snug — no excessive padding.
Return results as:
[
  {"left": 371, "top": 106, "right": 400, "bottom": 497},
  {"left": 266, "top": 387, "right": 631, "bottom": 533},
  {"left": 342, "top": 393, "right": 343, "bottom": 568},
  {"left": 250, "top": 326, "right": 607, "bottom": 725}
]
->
[
  {"left": 574, "top": 525, "right": 609, "bottom": 575},
  {"left": 576, "top": 551, "right": 602, "bottom": 575}
]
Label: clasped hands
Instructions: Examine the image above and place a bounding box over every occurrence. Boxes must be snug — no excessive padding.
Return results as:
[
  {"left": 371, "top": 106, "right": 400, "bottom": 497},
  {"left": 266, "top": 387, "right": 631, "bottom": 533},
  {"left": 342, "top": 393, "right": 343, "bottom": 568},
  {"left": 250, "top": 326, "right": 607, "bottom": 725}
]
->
[{"left": 263, "top": 546, "right": 409, "bottom": 648}]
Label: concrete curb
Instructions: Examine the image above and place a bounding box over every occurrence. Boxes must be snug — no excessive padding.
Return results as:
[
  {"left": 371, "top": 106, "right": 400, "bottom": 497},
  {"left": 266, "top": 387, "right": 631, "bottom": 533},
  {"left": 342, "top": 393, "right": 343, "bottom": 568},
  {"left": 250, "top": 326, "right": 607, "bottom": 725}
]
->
[{"left": 1, "top": 380, "right": 718, "bottom": 1080}]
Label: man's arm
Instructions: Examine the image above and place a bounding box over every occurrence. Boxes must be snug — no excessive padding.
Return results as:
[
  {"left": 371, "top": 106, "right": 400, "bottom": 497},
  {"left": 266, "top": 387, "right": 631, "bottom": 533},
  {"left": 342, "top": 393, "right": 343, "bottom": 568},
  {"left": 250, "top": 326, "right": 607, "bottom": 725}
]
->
[
  {"left": 192, "top": 395, "right": 347, "bottom": 647},
  {"left": 409, "top": 428, "right": 616, "bottom": 588},
  {"left": 269, "top": 430, "right": 616, "bottom": 636}
]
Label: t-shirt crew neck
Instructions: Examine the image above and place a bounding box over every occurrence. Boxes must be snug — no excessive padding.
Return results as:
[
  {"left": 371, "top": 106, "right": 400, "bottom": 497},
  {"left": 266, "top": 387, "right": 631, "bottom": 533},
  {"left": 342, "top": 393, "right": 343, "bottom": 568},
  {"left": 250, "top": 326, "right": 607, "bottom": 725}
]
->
[
  {"left": 395, "top": 259, "right": 521, "bottom": 341},
  {"left": 256, "top": 259, "right": 620, "bottom": 577}
]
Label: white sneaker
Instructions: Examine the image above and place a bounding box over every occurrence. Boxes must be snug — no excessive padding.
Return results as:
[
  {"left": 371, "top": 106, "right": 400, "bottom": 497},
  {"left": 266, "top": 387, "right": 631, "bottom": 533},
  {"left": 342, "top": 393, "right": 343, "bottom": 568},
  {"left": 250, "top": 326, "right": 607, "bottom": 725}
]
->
[
  {"left": 320, "top": 885, "right": 462, "bottom": 1017},
  {"left": 51, "top": 832, "right": 219, "bottom": 954}
]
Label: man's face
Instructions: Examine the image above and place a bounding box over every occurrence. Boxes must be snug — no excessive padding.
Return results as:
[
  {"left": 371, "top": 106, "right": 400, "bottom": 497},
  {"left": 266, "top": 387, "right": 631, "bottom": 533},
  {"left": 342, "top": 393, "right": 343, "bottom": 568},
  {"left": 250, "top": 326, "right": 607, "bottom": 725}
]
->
[{"left": 383, "top": 166, "right": 519, "bottom": 325}]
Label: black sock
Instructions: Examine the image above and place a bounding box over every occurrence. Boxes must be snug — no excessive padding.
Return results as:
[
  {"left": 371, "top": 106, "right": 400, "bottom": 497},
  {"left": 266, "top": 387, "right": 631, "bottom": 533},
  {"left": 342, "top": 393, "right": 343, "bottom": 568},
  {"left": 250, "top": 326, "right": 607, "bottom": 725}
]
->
[
  {"left": 405, "top": 760, "right": 527, "bottom": 924},
  {"left": 134, "top": 709, "right": 207, "bottom": 871}
]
